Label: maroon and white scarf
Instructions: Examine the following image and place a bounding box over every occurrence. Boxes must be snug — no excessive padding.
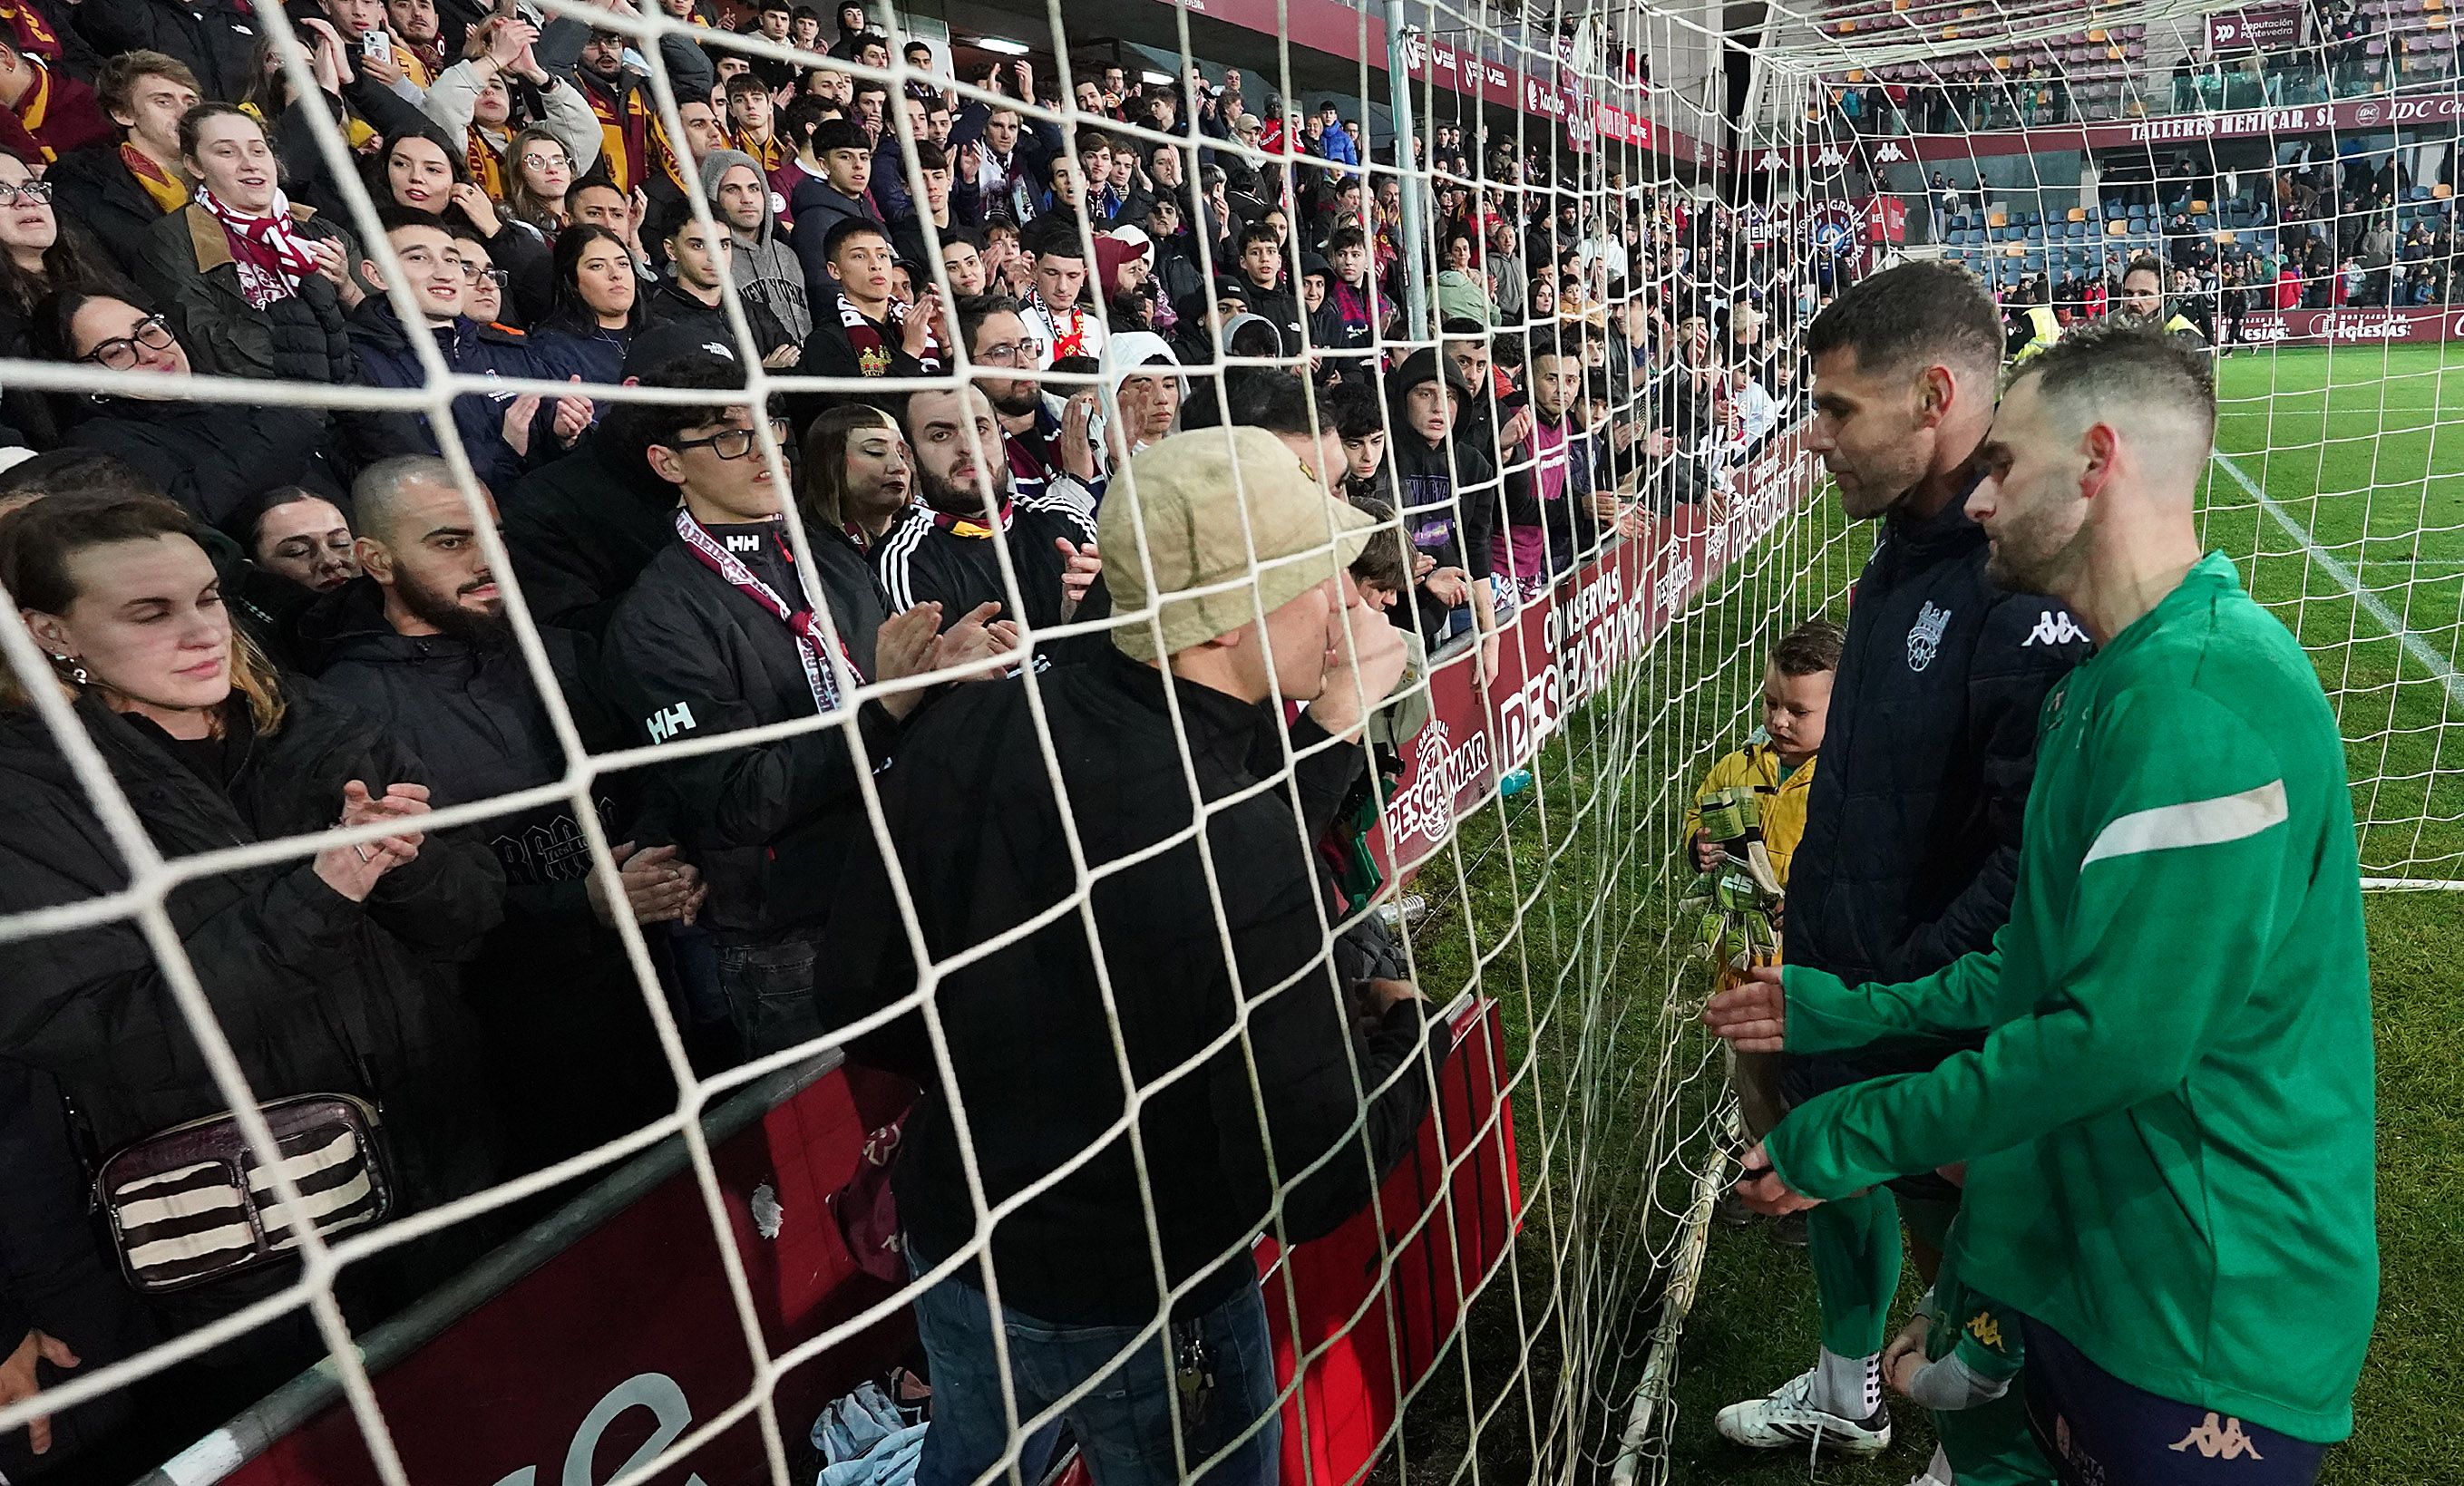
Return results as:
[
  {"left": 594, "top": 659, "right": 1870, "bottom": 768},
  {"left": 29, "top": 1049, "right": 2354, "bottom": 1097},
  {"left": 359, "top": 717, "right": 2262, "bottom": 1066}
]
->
[
  {"left": 836, "top": 293, "right": 942, "bottom": 376},
  {"left": 195, "top": 186, "right": 323, "bottom": 310},
  {"left": 673, "top": 510, "right": 856, "bottom": 714}
]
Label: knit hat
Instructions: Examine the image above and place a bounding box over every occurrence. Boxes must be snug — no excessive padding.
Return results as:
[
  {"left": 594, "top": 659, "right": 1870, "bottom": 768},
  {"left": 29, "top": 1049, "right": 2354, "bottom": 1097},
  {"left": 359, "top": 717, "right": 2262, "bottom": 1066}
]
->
[{"left": 1101, "top": 427, "right": 1374, "bottom": 661}]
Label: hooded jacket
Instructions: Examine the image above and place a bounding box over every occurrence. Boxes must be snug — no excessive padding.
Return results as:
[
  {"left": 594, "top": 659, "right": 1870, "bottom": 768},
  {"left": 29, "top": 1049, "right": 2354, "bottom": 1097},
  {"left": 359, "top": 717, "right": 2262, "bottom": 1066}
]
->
[
  {"left": 787, "top": 170, "right": 881, "bottom": 296},
  {"left": 701, "top": 147, "right": 812, "bottom": 346},
  {"left": 297, "top": 579, "right": 674, "bottom": 1169},
  {"left": 1385, "top": 348, "right": 1497, "bottom": 644},
  {"left": 599, "top": 516, "right": 901, "bottom": 942},
  {"left": 0, "top": 685, "right": 506, "bottom": 1289}
]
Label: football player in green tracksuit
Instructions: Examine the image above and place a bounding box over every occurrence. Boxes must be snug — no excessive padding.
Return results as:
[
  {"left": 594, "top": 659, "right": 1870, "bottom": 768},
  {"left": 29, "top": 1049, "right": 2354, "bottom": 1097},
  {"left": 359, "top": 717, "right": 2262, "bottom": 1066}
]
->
[{"left": 1708, "top": 320, "right": 2374, "bottom": 1486}]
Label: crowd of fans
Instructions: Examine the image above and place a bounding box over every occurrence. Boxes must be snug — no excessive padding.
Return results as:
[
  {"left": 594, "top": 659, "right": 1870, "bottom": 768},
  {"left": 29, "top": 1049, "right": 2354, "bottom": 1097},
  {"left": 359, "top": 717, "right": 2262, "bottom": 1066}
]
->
[{"left": 0, "top": 1, "right": 1831, "bottom": 1481}]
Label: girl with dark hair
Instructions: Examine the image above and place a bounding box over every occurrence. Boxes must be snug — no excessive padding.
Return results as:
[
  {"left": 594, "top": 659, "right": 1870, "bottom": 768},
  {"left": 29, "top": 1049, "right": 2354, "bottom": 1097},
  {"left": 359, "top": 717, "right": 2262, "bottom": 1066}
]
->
[
  {"left": 531, "top": 224, "right": 641, "bottom": 385},
  {"left": 0, "top": 490, "right": 503, "bottom": 1433},
  {"left": 30, "top": 290, "right": 329, "bottom": 527},
  {"left": 0, "top": 150, "right": 132, "bottom": 446},
  {"left": 365, "top": 128, "right": 552, "bottom": 323}
]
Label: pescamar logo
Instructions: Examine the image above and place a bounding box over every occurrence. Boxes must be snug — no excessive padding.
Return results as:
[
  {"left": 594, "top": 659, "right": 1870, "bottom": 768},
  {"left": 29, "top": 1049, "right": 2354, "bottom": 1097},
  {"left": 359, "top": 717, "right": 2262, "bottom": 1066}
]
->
[
  {"left": 1388, "top": 720, "right": 1494, "bottom": 849},
  {"left": 1906, "top": 600, "right": 1952, "bottom": 671}
]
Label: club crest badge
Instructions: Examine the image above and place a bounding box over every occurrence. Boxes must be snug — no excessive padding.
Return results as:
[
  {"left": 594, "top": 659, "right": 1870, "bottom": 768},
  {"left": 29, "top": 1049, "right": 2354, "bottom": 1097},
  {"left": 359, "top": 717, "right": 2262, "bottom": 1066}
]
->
[{"left": 1906, "top": 600, "right": 1952, "bottom": 671}]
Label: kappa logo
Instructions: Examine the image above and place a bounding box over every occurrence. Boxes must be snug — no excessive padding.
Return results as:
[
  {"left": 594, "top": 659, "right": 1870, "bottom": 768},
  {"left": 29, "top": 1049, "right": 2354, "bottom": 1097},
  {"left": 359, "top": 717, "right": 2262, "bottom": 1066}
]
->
[
  {"left": 1906, "top": 600, "right": 1952, "bottom": 671},
  {"left": 1964, "top": 1310, "right": 2005, "bottom": 1352},
  {"left": 1874, "top": 141, "right": 1907, "bottom": 163},
  {"left": 646, "top": 702, "right": 696, "bottom": 743},
  {"left": 2170, "top": 1413, "right": 2265, "bottom": 1462},
  {"left": 2023, "top": 608, "right": 2089, "bottom": 646}
]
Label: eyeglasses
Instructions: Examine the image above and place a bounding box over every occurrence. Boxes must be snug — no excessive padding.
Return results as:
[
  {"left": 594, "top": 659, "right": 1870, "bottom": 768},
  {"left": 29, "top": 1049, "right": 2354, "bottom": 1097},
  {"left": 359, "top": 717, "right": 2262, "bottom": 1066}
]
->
[
  {"left": 520, "top": 151, "right": 570, "bottom": 170},
  {"left": 460, "top": 263, "right": 511, "bottom": 287},
  {"left": 975, "top": 336, "right": 1044, "bottom": 366},
  {"left": 81, "top": 314, "right": 177, "bottom": 370},
  {"left": 0, "top": 180, "right": 53, "bottom": 207},
  {"left": 670, "top": 416, "right": 794, "bottom": 460}
]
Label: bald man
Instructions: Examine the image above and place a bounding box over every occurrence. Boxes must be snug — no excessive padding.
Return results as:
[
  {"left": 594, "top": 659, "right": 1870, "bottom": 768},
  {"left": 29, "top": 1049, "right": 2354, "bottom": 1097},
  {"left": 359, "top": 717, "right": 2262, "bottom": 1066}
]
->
[
  {"left": 1709, "top": 323, "right": 2375, "bottom": 1486},
  {"left": 307, "top": 455, "right": 687, "bottom": 1167}
]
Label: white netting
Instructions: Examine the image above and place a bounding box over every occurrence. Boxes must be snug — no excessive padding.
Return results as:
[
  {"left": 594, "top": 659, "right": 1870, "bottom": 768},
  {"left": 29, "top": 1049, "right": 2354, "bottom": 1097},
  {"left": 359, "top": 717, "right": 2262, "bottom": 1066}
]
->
[
  {"left": 1753, "top": 0, "right": 2464, "bottom": 885},
  {"left": 0, "top": 3, "right": 1877, "bottom": 1485}
]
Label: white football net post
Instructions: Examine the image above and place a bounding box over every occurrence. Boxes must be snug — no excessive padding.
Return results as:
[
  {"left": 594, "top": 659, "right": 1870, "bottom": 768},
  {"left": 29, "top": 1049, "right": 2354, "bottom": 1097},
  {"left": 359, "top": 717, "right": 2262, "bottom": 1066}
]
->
[{"left": 0, "top": 1, "right": 1875, "bottom": 1485}]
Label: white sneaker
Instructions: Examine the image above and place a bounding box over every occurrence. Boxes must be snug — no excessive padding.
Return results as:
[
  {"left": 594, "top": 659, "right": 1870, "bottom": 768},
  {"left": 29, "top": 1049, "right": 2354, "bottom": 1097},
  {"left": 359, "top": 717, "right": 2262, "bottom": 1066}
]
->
[{"left": 1712, "top": 1366, "right": 1893, "bottom": 1454}]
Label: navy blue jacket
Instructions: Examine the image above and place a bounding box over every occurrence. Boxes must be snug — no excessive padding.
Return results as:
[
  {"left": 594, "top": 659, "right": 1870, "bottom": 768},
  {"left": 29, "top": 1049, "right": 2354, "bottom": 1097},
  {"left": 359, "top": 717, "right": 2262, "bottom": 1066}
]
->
[
  {"left": 346, "top": 299, "right": 565, "bottom": 491},
  {"left": 1786, "top": 493, "right": 2089, "bottom": 1039}
]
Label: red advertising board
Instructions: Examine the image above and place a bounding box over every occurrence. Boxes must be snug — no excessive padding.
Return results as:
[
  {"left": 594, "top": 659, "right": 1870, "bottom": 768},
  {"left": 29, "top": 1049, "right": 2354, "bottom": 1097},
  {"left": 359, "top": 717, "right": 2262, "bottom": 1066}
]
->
[
  {"left": 2235, "top": 305, "right": 2464, "bottom": 344},
  {"left": 1254, "top": 996, "right": 1519, "bottom": 1486},
  {"left": 1375, "top": 437, "right": 1826, "bottom": 874},
  {"left": 2206, "top": 6, "right": 2304, "bottom": 52}
]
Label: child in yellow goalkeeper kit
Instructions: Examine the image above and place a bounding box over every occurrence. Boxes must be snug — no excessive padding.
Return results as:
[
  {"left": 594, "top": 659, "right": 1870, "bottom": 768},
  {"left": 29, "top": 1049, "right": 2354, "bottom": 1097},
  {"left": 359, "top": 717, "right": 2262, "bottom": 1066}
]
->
[{"left": 1685, "top": 618, "right": 1843, "bottom": 886}]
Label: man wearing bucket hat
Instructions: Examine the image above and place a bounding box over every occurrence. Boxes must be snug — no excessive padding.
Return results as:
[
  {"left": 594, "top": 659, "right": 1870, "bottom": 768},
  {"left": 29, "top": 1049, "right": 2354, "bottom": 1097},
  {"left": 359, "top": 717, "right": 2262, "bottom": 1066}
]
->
[{"left": 824, "top": 426, "right": 1448, "bottom": 1486}]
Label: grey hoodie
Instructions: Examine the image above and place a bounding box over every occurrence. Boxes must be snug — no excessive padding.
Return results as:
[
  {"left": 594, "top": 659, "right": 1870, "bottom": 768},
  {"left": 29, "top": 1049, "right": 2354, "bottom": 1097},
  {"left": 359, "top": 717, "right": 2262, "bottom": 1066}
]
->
[{"left": 699, "top": 148, "right": 813, "bottom": 346}]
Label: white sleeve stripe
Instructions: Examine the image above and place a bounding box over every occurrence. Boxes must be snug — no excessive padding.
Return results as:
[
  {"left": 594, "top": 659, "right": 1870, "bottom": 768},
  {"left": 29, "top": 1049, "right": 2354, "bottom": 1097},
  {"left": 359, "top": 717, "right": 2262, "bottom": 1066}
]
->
[{"left": 2079, "top": 780, "right": 2289, "bottom": 869}]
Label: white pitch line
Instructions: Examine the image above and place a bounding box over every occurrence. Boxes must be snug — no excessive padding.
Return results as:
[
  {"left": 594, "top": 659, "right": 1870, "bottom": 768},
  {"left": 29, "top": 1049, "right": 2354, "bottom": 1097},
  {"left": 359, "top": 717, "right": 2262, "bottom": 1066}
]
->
[{"left": 2211, "top": 451, "right": 2464, "bottom": 710}]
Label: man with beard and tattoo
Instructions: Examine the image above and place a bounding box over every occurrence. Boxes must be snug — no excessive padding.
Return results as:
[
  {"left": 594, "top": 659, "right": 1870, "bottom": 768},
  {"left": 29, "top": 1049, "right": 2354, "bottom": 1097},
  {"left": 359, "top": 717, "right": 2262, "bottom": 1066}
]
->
[
  {"left": 1709, "top": 260, "right": 2088, "bottom": 1465},
  {"left": 304, "top": 456, "right": 686, "bottom": 1171},
  {"left": 879, "top": 384, "right": 1105, "bottom": 668},
  {"left": 602, "top": 356, "right": 1007, "bottom": 1060},
  {"left": 955, "top": 294, "right": 1101, "bottom": 516}
]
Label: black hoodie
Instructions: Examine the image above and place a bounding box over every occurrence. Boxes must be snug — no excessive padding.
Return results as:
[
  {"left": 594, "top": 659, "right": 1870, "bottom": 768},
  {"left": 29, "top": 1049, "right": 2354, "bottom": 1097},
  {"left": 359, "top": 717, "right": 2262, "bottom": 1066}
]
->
[
  {"left": 502, "top": 422, "right": 682, "bottom": 636},
  {"left": 297, "top": 578, "right": 676, "bottom": 1171}
]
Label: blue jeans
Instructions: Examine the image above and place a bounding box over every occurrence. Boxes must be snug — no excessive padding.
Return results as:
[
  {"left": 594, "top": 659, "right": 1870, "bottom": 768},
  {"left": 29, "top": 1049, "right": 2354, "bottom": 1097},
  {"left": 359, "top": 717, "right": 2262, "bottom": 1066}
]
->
[{"left": 911, "top": 1259, "right": 1281, "bottom": 1486}]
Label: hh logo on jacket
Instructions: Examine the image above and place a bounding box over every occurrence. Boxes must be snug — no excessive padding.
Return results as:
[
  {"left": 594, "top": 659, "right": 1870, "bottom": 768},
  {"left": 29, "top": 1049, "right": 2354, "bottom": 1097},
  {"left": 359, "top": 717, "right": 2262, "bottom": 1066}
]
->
[
  {"left": 1905, "top": 600, "right": 1953, "bottom": 671},
  {"left": 646, "top": 702, "right": 696, "bottom": 743}
]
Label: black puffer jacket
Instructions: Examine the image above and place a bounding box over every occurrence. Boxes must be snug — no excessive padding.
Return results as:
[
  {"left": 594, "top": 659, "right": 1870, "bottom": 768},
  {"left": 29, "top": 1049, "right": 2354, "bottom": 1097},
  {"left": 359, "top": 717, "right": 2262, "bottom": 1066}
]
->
[
  {"left": 1786, "top": 495, "right": 2089, "bottom": 1024},
  {"left": 72, "top": 0, "right": 258, "bottom": 102},
  {"left": 61, "top": 397, "right": 332, "bottom": 529},
  {"left": 599, "top": 518, "right": 901, "bottom": 941},
  {"left": 299, "top": 580, "right": 676, "bottom": 1170},
  {"left": 136, "top": 201, "right": 357, "bottom": 387},
  {"left": 0, "top": 685, "right": 508, "bottom": 1238}
]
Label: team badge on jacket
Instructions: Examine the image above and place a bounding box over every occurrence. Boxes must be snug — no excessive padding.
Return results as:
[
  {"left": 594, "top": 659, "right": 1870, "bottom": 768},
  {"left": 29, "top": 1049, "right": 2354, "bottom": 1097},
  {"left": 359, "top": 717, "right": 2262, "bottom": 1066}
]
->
[{"left": 1906, "top": 600, "right": 1953, "bottom": 671}]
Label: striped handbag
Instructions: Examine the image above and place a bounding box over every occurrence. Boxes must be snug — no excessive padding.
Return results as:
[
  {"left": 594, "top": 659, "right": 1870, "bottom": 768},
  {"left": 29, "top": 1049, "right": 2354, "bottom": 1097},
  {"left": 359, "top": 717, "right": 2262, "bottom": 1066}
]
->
[{"left": 93, "top": 1093, "right": 394, "bottom": 1294}]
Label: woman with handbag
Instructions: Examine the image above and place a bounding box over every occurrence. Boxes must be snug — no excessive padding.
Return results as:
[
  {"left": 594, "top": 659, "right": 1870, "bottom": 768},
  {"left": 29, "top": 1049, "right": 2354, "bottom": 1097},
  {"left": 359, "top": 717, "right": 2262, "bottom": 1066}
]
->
[{"left": 0, "top": 490, "right": 507, "bottom": 1431}]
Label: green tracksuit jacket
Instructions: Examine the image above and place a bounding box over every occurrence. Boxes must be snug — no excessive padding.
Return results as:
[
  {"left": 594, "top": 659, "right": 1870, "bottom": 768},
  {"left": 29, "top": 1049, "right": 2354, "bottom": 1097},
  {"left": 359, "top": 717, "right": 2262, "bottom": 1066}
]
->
[{"left": 1763, "top": 551, "right": 2377, "bottom": 1443}]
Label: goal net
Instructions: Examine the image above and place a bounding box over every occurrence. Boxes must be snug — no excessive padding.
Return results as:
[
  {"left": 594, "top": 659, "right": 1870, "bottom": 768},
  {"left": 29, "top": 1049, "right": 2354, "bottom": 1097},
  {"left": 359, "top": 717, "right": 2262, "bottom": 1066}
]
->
[
  {"left": 1753, "top": 0, "right": 2464, "bottom": 888},
  {"left": 0, "top": 0, "right": 1895, "bottom": 1483}
]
